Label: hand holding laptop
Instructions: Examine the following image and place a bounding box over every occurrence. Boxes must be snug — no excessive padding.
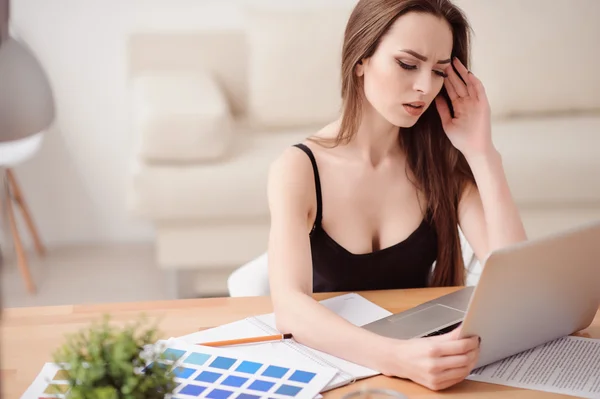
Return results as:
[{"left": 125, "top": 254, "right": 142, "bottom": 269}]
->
[
  {"left": 362, "top": 220, "right": 600, "bottom": 386},
  {"left": 378, "top": 326, "right": 481, "bottom": 392}
]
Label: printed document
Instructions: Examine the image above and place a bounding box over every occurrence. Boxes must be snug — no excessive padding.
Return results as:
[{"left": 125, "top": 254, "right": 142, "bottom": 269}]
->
[{"left": 467, "top": 335, "right": 600, "bottom": 398}]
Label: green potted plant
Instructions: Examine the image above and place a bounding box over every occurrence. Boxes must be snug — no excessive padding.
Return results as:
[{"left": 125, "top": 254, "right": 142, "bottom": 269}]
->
[{"left": 50, "top": 315, "right": 178, "bottom": 399}]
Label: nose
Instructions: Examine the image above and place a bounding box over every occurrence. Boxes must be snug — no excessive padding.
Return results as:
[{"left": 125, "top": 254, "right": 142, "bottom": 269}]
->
[{"left": 413, "top": 70, "right": 433, "bottom": 95}]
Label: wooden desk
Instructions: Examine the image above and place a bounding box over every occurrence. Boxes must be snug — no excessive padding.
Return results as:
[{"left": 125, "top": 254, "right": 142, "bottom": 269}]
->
[{"left": 2, "top": 287, "right": 599, "bottom": 399}]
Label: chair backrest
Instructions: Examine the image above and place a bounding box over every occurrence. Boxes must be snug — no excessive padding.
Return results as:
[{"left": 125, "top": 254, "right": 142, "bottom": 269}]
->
[
  {"left": 1, "top": 0, "right": 8, "bottom": 41},
  {"left": 0, "top": 37, "right": 55, "bottom": 143}
]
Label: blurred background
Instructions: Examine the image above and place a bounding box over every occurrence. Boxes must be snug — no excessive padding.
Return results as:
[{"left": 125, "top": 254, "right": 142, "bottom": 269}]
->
[{"left": 0, "top": 0, "right": 598, "bottom": 307}]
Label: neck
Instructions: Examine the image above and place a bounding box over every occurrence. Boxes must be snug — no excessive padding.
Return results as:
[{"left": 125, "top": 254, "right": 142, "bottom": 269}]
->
[{"left": 348, "top": 102, "right": 401, "bottom": 167}]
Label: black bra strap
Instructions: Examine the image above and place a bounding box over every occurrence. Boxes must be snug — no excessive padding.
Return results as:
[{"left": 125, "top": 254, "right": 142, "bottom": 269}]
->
[{"left": 293, "top": 143, "right": 323, "bottom": 230}]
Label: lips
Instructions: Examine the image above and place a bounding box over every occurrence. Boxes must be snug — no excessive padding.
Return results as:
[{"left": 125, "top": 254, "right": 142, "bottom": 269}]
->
[
  {"left": 403, "top": 101, "right": 426, "bottom": 116},
  {"left": 404, "top": 101, "right": 425, "bottom": 108}
]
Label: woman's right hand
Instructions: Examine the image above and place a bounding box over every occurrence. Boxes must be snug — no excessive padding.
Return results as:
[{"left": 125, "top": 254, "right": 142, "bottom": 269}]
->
[{"left": 382, "top": 327, "right": 481, "bottom": 391}]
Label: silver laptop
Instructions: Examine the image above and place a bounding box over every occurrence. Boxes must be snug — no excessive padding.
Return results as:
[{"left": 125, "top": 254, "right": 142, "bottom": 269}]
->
[{"left": 362, "top": 220, "right": 600, "bottom": 369}]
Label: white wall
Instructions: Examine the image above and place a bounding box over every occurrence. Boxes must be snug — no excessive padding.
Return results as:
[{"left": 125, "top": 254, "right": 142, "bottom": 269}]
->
[{"left": 9, "top": 0, "right": 242, "bottom": 246}]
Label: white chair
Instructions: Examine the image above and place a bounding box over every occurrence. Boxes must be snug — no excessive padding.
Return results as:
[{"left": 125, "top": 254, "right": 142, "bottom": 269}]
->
[
  {"left": 0, "top": 132, "right": 46, "bottom": 294},
  {"left": 227, "top": 252, "right": 271, "bottom": 297},
  {"left": 228, "top": 228, "right": 482, "bottom": 297},
  {"left": 1, "top": 26, "right": 56, "bottom": 293}
]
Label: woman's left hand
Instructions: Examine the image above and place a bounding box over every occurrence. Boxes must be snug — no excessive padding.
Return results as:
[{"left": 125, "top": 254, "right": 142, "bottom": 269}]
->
[{"left": 435, "top": 57, "right": 495, "bottom": 160}]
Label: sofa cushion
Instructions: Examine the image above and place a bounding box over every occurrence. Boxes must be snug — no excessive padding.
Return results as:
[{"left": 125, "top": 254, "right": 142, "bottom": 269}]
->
[
  {"left": 156, "top": 223, "right": 271, "bottom": 269},
  {"left": 456, "top": 0, "right": 600, "bottom": 118},
  {"left": 130, "top": 128, "right": 314, "bottom": 221},
  {"left": 130, "top": 115, "right": 600, "bottom": 222},
  {"left": 243, "top": 2, "right": 354, "bottom": 128},
  {"left": 132, "top": 71, "right": 233, "bottom": 162}
]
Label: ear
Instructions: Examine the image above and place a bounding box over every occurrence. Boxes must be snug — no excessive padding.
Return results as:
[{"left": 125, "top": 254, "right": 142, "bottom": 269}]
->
[{"left": 355, "top": 59, "right": 364, "bottom": 77}]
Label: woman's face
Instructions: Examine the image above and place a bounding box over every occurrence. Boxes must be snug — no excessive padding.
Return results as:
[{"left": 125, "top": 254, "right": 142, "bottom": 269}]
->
[{"left": 357, "top": 11, "right": 454, "bottom": 128}]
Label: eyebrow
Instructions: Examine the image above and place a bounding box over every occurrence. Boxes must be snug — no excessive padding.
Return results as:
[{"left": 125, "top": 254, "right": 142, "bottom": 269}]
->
[{"left": 399, "top": 49, "right": 451, "bottom": 64}]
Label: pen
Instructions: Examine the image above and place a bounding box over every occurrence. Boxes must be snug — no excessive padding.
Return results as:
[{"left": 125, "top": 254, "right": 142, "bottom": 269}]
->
[{"left": 197, "top": 333, "right": 293, "bottom": 347}]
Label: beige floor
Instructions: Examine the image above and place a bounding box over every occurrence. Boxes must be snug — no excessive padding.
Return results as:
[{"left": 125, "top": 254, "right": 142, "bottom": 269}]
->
[{"left": 1, "top": 243, "right": 183, "bottom": 308}]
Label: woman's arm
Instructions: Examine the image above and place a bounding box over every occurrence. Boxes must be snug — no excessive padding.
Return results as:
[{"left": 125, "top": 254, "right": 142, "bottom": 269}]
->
[
  {"left": 267, "top": 147, "right": 480, "bottom": 391},
  {"left": 458, "top": 149, "right": 527, "bottom": 262},
  {"left": 436, "top": 58, "right": 527, "bottom": 261},
  {"left": 266, "top": 147, "right": 393, "bottom": 371}
]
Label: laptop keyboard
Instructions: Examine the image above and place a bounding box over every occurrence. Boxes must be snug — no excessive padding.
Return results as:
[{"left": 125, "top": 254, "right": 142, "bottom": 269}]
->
[{"left": 421, "top": 321, "right": 462, "bottom": 338}]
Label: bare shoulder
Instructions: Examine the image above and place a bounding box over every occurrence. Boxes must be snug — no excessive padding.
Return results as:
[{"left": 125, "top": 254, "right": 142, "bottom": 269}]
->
[
  {"left": 267, "top": 144, "right": 317, "bottom": 215},
  {"left": 268, "top": 145, "right": 315, "bottom": 191},
  {"left": 268, "top": 119, "right": 339, "bottom": 213}
]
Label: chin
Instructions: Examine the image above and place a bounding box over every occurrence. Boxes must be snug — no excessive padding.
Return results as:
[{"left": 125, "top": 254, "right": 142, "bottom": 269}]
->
[
  {"left": 388, "top": 114, "right": 420, "bottom": 128},
  {"left": 385, "top": 103, "right": 432, "bottom": 128}
]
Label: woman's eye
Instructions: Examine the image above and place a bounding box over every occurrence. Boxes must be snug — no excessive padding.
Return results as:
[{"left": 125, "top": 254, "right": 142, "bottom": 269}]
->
[
  {"left": 397, "top": 60, "right": 447, "bottom": 78},
  {"left": 397, "top": 60, "right": 417, "bottom": 70}
]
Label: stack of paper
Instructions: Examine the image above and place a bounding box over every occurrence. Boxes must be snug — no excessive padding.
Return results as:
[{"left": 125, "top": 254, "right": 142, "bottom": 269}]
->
[
  {"left": 177, "top": 293, "right": 394, "bottom": 392},
  {"left": 467, "top": 335, "right": 600, "bottom": 398}
]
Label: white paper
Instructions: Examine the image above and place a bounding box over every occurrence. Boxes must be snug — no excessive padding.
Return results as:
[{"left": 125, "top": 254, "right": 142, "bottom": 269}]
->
[
  {"left": 254, "top": 293, "right": 394, "bottom": 329},
  {"left": 253, "top": 293, "right": 394, "bottom": 389},
  {"left": 21, "top": 362, "right": 68, "bottom": 399},
  {"left": 467, "top": 336, "right": 600, "bottom": 398},
  {"left": 178, "top": 293, "right": 393, "bottom": 392}
]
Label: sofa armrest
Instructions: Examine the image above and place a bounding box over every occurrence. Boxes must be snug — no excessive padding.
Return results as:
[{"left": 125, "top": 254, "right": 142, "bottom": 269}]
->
[{"left": 132, "top": 71, "right": 233, "bottom": 163}]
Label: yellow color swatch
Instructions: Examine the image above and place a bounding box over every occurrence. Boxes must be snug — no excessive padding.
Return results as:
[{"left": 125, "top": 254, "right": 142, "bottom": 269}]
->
[
  {"left": 53, "top": 369, "right": 71, "bottom": 381},
  {"left": 43, "top": 383, "right": 69, "bottom": 394}
]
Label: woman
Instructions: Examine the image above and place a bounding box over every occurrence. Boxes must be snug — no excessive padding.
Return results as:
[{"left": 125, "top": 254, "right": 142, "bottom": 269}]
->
[{"left": 266, "top": 0, "right": 527, "bottom": 391}]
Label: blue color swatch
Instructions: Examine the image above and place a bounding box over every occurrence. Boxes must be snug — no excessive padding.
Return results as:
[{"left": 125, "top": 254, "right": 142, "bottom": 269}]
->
[
  {"left": 236, "top": 394, "right": 261, "bottom": 399},
  {"left": 173, "top": 366, "right": 196, "bottom": 379},
  {"left": 235, "top": 361, "right": 262, "bottom": 374},
  {"left": 210, "top": 356, "right": 237, "bottom": 370},
  {"left": 262, "top": 365, "right": 289, "bottom": 378},
  {"left": 275, "top": 384, "right": 303, "bottom": 397},
  {"left": 221, "top": 375, "right": 248, "bottom": 387},
  {"left": 195, "top": 371, "right": 222, "bottom": 383},
  {"left": 179, "top": 384, "right": 207, "bottom": 396},
  {"left": 184, "top": 352, "right": 211, "bottom": 366},
  {"left": 163, "top": 348, "right": 186, "bottom": 361},
  {"left": 206, "top": 388, "right": 234, "bottom": 399},
  {"left": 248, "top": 380, "right": 275, "bottom": 392},
  {"left": 162, "top": 345, "right": 326, "bottom": 399},
  {"left": 289, "top": 370, "right": 316, "bottom": 383}
]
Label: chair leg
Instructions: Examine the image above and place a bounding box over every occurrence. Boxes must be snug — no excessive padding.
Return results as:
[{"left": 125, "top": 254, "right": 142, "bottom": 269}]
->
[
  {"left": 4, "top": 177, "right": 36, "bottom": 294},
  {"left": 6, "top": 169, "right": 45, "bottom": 256}
]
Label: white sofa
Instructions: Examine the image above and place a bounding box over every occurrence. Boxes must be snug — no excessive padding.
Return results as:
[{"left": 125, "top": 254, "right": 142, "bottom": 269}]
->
[{"left": 127, "top": 0, "right": 600, "bottom": 298}]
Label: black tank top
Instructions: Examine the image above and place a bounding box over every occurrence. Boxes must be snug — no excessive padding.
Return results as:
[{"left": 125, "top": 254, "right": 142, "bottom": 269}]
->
[{"left": 293, "top": 143, "right": 438, "bottom": 293}]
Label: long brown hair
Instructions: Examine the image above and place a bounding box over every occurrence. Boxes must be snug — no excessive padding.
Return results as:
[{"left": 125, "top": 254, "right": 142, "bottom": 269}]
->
[{"left": 314, "top": 0, "right": 476, "bottom": 287}]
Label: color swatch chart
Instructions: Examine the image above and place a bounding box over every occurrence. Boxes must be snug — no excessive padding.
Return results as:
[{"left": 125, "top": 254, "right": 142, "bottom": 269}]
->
[
  {"left": 158, "top": 338, "right": 337, "bottom": 399},
  {"left": 20, "top": 362, "right": 70, "bottom": 399}
]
